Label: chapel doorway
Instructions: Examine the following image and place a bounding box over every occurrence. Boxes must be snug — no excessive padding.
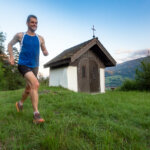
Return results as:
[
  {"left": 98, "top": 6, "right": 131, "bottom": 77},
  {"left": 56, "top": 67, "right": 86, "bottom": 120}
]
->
[
  {"left": 89, "top": 59, "right": 100, "bottom": 92},
  {"left": 78, "top": 58, "right": 99, "bottom": 92}
]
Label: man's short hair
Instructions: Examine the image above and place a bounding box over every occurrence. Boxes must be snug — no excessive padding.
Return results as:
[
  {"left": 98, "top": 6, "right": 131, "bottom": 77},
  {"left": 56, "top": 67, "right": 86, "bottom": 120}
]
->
[{"left": 27, "top": 15, "right": 37, "bottom": 23}]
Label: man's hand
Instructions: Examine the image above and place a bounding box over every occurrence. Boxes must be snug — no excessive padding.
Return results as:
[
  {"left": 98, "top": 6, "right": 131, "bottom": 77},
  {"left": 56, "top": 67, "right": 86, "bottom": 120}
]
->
[
  {"left": 43, "top": 50, "right": 49, "bottom": 56},
  {"left": 9, "top": 57, "right": 15, "bottom": 65}
]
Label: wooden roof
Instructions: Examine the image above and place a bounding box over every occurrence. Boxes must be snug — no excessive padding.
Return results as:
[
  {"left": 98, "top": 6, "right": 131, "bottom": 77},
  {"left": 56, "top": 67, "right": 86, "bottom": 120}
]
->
[{"left": 44, "top": 38, "right": 116, "bottom": 68}]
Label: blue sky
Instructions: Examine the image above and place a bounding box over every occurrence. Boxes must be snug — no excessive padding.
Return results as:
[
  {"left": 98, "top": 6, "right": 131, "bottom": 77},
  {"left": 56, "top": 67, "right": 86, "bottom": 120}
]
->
[{"left": 0, "top": 0, "right": 149, "bottom": 77}]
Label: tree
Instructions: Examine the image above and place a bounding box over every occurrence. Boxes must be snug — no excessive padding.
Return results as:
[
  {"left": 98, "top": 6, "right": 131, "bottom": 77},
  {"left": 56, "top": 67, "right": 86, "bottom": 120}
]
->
[
  {"left": 0, "top": 32, "right": 6, "bottom": 54},
  {"left": 135, "top": 58, "right": 150, "bottom": 90},
  {"left": 0, "top": 31, "right": 25, "bottom": 91},
  {"left": 0, "top": 32, "right": 7, "bottom": 89},
  {"left": 120, "top": 58, "right": 150, "bottom": 91},
  {"left": 3, "top": 46, "right": 25, "bottom": 90},
  {"left": 0, "top": 61, "right": 7, "bottom": 90}
]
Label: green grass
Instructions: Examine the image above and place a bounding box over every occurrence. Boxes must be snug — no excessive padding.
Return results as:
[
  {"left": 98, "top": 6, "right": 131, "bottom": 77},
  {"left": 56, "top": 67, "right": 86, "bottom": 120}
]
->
[
  {"left": 105, "top": 75, "right": 126, "bottom": 87},
  {"left": 0, "top": 86, "right": 150, "bottom": 150}
]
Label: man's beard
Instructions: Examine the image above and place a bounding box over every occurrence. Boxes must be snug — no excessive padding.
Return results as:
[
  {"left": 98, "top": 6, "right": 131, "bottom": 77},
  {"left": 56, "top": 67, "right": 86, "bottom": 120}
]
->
[{"left": 29, "top": 27, "right": 37, "bottom": 32}]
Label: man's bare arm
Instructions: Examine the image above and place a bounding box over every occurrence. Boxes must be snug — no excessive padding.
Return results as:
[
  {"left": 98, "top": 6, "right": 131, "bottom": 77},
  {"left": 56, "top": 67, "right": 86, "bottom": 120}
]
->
[
  {"left": 8, "top": 33, "right": 20, "bottom": 65},
  {"left": 39, "top": 35, "right": 48, "bottom": 56}
]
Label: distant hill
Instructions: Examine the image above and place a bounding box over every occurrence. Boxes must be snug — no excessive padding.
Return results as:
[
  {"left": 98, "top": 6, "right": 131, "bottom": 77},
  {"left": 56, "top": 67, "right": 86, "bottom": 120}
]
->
[{"left": 105, "top": 56, "right": 150, "bottom": 87}]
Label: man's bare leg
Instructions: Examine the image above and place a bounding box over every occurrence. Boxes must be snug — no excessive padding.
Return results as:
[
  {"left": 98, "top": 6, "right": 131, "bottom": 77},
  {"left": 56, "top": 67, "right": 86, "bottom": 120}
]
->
[
  {"left": 24, "top": 71, "right": 44, "bottom": 123},
  {"left": 16, "top": 80, "right": 32, "bottom": 112},
  {"left": 16, "top": 71, "right": 44, "bottom": 123},
  {"left": 24, "top": 71, "right": 39, "bottom": 112},
  {"left": 20, "top": 83, "right": 31, "bottom": 104}
]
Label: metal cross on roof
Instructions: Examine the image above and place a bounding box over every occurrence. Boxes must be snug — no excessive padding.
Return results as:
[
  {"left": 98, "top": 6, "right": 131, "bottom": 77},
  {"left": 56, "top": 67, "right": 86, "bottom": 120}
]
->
[{"left": 91, "top": 25, "right": 96, "bottom": 38}]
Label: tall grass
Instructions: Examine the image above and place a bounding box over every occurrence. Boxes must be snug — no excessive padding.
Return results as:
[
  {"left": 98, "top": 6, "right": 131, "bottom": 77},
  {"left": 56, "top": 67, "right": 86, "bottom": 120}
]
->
[{"left": 0, "top": 86, "right": 150, "bottom": 149}]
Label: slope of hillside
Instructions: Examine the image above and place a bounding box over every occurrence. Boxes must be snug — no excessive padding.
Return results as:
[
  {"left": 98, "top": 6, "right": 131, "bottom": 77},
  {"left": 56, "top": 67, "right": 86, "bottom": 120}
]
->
[
  {"left": 105, "top": 56, "right": 150, "bottom": 87},
  {"left": 0, "top": 86, "right": 150, "bottom": 150}
]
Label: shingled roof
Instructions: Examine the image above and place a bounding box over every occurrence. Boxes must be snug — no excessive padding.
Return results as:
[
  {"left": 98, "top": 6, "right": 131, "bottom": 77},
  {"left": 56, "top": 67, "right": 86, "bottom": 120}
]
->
[{"left": 44, "top": 38, "right": 116, "bottom": 68}]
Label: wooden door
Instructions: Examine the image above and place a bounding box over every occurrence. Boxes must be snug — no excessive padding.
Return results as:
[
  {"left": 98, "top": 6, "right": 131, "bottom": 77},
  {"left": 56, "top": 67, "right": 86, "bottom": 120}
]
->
[
  {"left": 89, "top": 60, "right": 100, "bottom": 92},
  {"left": 78, "top": 58, "right": 89, "bottom": 92}
]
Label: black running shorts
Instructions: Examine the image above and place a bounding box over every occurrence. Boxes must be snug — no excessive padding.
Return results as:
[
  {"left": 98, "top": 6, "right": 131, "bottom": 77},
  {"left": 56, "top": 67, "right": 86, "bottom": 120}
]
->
[{"left": 18, "top": 65, "right": 38, "bottom": 77}]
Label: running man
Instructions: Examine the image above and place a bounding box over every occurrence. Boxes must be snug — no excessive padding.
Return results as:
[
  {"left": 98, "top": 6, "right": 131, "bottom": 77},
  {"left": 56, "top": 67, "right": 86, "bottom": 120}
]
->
[{"left": 8, "top": 15, "right": 48, "bottom": 124}]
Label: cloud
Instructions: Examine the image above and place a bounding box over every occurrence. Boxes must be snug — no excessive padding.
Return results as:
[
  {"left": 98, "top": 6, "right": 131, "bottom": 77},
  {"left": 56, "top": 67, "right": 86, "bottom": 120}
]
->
[
  {"left": 127, "top": 49, "right": 150, "bottom": 61},
  {"left": 131, "top": 49, "right": 150, "bottom": 57},
  {"left": 115, "top": 49, "right": 150, "bottom": 64},
  {"left": 114, "top": 49, "right": 134, "bottom": 54}
]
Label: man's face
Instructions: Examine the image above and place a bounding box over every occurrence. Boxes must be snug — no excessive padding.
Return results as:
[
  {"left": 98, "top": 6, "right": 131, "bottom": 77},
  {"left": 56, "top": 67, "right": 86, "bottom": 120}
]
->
[{"left": 27, "top": 17, "right": 38, "bottom": 32}]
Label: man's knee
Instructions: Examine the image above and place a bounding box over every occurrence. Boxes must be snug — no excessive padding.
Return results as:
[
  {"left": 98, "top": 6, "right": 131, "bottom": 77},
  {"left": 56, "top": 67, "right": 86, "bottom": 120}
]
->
[
  {"left": 36, "top": 82, "right": 40, "bottom": 89},
  {"left": 31, "top": 81, "right": 39, "bottom": 90}
]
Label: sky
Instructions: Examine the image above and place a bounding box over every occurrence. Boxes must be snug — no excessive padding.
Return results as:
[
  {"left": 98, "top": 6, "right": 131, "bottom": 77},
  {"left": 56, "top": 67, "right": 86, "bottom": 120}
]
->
[{"left": 0, "top": 0, "right": 150, "bottom": 77}]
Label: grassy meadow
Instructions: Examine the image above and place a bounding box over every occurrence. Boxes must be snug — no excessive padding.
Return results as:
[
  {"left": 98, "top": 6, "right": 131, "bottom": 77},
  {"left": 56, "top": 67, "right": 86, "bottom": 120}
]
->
[{"left": 0, "top": 86, "right": 150, "bottom": 150}]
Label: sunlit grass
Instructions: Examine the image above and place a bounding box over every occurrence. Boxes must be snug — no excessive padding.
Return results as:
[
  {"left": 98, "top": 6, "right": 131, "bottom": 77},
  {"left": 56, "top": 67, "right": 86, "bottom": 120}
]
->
[{"left": 0, "top": 86, "right": 150, "bottom": 149}]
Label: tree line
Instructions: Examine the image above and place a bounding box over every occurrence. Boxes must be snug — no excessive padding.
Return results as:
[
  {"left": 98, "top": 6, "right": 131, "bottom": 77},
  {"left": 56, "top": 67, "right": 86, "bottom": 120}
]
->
[
  {"left": 0, "top": 32, "right": 25, "bottom": 90},
  {"left": 120, "top": 59, "right": 150, "bottom": 91},
  {"left": 0, "top": 31, "right": 149, "bottom": 91}
]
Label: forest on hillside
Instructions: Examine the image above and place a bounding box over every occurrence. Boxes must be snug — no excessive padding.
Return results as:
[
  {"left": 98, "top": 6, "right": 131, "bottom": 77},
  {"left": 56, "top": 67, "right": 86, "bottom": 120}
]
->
[{"left": 105, "top": 56, "right": 150, "bottom": 87}]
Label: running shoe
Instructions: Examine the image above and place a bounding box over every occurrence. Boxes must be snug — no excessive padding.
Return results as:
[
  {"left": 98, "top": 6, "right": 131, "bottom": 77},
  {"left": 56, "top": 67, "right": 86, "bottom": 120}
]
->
[
  {"left": 33, "top": 113, "right": 45, "bottom": 124},
  {"left": 15, "top": 102, "right": 23, "bottom": 112}
]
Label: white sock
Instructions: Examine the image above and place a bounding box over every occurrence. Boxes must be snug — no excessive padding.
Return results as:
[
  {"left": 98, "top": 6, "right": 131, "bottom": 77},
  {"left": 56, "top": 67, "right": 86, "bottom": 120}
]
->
[{"left": 34, "top": 111, "right": 39, "bottom": 115}]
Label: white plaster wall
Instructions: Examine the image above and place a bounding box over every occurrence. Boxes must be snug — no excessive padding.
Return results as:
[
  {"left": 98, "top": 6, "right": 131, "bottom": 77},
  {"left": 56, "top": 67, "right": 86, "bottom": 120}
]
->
[
  {"left": 49, "top": 66, "right": 78, "bottom": 92},
  {"left": 100, "top": 68, "right": 105, "bottom": 93},
  {"left": 49, "top": 66, "right": 104, "bottom": 93},
  {"left": 67, "top": 66, "right": 78, "bottom": 92},
  {"left": 49, "top": 67, "right": 68, "bottom": 88}
]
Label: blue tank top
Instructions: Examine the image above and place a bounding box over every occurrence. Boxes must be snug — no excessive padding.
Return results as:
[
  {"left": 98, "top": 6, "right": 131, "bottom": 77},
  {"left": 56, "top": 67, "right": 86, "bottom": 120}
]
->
[{"left": 18, "top": 33, "right": 40, "bottom": 68}]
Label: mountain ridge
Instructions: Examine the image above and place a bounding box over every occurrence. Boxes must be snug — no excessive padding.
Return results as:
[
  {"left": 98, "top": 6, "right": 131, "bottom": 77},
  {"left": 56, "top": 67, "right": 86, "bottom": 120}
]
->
[{"left": 105, "top": 56, "right": 150, "bottom": 87}]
